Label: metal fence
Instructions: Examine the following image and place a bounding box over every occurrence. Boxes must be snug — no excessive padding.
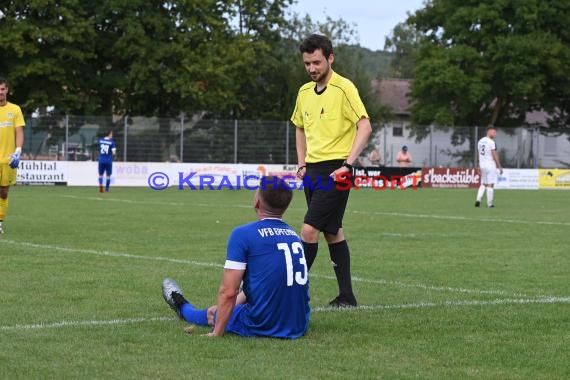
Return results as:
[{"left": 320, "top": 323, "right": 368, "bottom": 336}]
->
[
  {"left": 22, "top": 115, "right": 570, "bottom": 168},
  {"left": 375, "top": 123, "right": 570, "bottom": 169}
]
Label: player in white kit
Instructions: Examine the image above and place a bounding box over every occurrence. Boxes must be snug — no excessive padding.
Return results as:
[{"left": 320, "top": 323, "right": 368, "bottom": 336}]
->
[{"left": 475, "top": 126, "right": 503, "bottom": 208}]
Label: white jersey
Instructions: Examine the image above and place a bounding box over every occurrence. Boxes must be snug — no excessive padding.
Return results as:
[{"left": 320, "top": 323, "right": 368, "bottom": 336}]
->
[{"left": 478, "top": 136, "right": 496, "bottom": 167}]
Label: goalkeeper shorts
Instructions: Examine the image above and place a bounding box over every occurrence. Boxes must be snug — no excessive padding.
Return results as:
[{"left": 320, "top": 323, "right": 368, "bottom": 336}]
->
[{"left": 0, "top": 164, "right": 17, "bottom": 186}]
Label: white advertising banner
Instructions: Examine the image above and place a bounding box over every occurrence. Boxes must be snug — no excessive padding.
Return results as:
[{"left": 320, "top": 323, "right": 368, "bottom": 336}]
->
[
  {"left": 17, "top": 161, "right": 545, "bottom": 191},
  {"left": 169, "top": 163, "right": 298, "bottom": 190},
  {"left": 67, "top": 161, "right": 171, "bottom": 187},
  {"left": 64, "top": 162, "right": 299, "bottom": 188},
  {"left": 17, "top": 161, "right": 68, "bottom": 185},
  {"left": 495, "top": 169, "right": 539, "bottom": 190}
]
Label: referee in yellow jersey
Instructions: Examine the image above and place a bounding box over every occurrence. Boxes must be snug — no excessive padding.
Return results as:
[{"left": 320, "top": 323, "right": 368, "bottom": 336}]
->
[
  {"left": 291, "top": 34, "right": 372, "bottom": 307},
  {"left": 0, "top": 77, "right": 25, "bottom": 234}
]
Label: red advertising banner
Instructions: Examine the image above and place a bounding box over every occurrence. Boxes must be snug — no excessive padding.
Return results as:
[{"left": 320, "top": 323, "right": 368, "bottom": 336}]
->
[{"left": 422, "top": 167, "right": 480, "bottom": 188}]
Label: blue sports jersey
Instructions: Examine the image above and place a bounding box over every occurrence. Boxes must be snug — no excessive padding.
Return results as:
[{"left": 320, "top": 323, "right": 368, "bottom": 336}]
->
[
  {"left": 98, "top": 137, "right": 116, "bottom": 164},
  {"left": 224, "top": 218, "right": 310, "bottom": 339}
]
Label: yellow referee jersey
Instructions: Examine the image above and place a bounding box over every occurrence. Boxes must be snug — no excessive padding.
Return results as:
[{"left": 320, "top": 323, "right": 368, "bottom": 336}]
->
[
  {"left": 291, "top": 71, "right": 369, "bottom": 163},
  {"left": 0, "top": 102, "right": 26, "bottom": 164}
]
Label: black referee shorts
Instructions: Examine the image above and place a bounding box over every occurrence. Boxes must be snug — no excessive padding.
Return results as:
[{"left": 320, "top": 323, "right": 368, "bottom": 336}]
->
[{"left": 303, "top": 159, "right": 352, "bottom": 235}]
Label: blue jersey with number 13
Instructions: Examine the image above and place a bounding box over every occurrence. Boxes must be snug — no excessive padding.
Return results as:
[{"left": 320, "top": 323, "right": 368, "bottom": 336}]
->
[{"left": 225, "top": 218, "right": 310, "bottom": 338}]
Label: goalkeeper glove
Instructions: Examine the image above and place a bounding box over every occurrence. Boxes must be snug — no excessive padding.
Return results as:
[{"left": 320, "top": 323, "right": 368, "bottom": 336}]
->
[{"left": 9, "top": 148, "right": 21, "bottom": 169}]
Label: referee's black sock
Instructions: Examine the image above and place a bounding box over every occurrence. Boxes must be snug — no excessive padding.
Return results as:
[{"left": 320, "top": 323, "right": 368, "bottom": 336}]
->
[
  {"left": 329, "top": 240, "right": 356, "bottom": 301},
  {"left": 302, "top": 241, "right": 318, "bottom": 271}
]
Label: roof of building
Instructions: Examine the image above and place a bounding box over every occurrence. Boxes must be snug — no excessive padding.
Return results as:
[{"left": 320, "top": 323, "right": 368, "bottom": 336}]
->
[
  {"left": 371, "top": 78, "right": 411, "bottom": 116},
  {"left": 372, "top": 78, "right": 552, "bottom": 126}
]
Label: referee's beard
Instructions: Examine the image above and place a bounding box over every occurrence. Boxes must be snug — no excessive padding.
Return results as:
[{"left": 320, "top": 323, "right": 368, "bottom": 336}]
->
[{"left": 309, "top": 65, "right": 331, "bottom": 84}]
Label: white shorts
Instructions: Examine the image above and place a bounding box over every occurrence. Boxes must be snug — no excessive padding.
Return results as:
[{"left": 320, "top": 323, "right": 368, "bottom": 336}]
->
[{"left": 480, "top": 165, "right": 497, "bottom": 185}]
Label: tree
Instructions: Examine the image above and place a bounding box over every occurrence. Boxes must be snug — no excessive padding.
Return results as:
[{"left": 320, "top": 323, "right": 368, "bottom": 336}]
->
[
  {"left": 1, "top": 1, "right": 393, "bottom": 162},
  {"left": 1, "top": 0, "right": 297, "bottom": 160},
  {"left": 384, "top": 21, "right": 422, "bottom": 79},
  {"left": 0, "top": 1, "right": 98, "bottom": 113},
  {"left": 212, "top": 0, "right": 296, "bottom": 120},
  {"left": 403, "top": 0, "right": 570, "bottom": 164},
  {"left": 409, "top": 0, "right": 570, "bottom": 129}
]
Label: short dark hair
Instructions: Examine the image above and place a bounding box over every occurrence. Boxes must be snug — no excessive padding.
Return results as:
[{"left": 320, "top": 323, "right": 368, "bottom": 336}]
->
[
  {"left": 0, "top": 77, "right": 9, "bottom": 87},
  {"left": 299, "top": 34, "right": 333, "bottom": 59},
  {"left": 486, "top": 125, "right": 496, "bottom": 131},
  {"left": 259, "top": 176, "right": 293, "bottom": 215}
]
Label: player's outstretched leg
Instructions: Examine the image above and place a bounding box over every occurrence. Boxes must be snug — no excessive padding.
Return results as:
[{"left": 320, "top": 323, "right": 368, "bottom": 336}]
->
[
  {"left": 162, "top": 278, "right": 187, "bottom": 319},
  {"left": 161, "top": 278, "right": 209, "bottom": 326}
]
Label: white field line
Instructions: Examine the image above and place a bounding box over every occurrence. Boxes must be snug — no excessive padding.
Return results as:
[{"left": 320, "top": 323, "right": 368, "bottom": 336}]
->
[
  {"left": 312, "top": 296, "right": 570, "bottom": 313},
  {"left": 60, "top": 194, "right": 252, "bottom": 209},
  {"left": 0, "top": 239, "right": 221, "bottom": 268},
  {"left": 2, "top": 296, "right": 569, "bottom": 331},
  {"left": 350, "top": 210, "right": 570, "bottom": 227},
  {"left": 61, "top": 195, "right": 186, "bottom": 207},
  {"left": 1, "top": 239, "right": 533, "bottom": 298},
  {"left": 379, "top": 232, "right": 470, "bottom": 238},
  {"left": 59, "top": 194, "right": 570, "bottom": 227},
  {"left": 318, "top": 273, "right": 530, "bottom": 297},
  {"left": 0, "top": 316, "right": 173, "bottom": 331}
]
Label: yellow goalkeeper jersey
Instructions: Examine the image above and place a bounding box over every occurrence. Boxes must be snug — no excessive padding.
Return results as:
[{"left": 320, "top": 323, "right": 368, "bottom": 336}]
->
[{"left": 0, "top": 102, "right": 25, "bottom": 164}]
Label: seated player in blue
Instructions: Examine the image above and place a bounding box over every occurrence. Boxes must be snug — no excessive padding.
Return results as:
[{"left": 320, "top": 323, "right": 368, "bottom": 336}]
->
[
  {"left": 97, "top": 130, "right": 116, "bottom": 193},
  {"left": 162, "top": 176, "right": 310, "bottom": 338}
]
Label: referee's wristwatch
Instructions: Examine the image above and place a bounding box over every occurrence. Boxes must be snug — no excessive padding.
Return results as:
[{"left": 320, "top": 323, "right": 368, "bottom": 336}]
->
[{"left": 342, "top": 161, "right": 353, "bottom": 171}]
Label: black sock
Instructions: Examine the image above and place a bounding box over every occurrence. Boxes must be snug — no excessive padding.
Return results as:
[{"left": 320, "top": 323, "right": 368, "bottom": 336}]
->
[
  {"left": 302, "top": 241, "right": 318, "bottom": 271},
  {"left": 329, "top": 240, "right": 355, "bottom": 301},
  {"left": 172, "top": 292, "right": 189, "bottom": 310}
]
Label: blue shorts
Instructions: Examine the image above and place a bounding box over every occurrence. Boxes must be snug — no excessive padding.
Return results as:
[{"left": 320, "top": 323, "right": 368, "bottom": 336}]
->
[
  {"left": 98, "top": 162, "right": 113, "bottom": 176},
  {"left": 213, "top": 304, "right": 308, "bottom": 339},
  {"left": 214, "top": 304, "right": 254, "bottom": 337}
]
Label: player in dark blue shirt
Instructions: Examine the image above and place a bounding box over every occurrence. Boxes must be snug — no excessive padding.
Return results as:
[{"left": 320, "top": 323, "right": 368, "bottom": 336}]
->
[
  {"left": 162, "top": 176, "right": 310, "bottom": 339},
  {"left": 97, "top": 130, "right": 116, "bottom": 193}
]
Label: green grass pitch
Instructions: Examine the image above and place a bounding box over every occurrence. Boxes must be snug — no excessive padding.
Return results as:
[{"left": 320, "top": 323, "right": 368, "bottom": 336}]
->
[{"left": 1, "top": 186, "right": 569, "bottom": 379}]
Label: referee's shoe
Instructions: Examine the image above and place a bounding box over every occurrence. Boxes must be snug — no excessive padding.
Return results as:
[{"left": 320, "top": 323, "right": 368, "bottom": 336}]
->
[{"left": 329, "top": 295, "right": 357, "bottom": 308}]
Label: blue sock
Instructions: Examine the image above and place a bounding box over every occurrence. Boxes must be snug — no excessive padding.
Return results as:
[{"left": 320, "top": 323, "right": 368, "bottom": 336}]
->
[
  {"left": 106, "top": 178, "right": 111, "bottom": 190},
  {"left": 180, "top": 303, "right": 209, "bottom": 326},
  {"left": 98, "top": 177, "right": 103, "bottom": 185}
]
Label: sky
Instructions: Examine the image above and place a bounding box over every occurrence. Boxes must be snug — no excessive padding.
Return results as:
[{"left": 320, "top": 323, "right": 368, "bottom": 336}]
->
[{"left": 289, "top": 0, "right": 426, "bottom": 51}]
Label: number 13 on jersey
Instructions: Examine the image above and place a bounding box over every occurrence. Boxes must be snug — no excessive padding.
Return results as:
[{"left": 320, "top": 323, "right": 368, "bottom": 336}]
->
[{"left": 277, "top": 242, "right": 308, "bottom": 286}]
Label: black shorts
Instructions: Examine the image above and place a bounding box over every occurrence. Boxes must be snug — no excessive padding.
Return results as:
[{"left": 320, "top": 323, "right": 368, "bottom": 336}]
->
[{"left": 303, "top": 160, "right": 351, "bottom": 235}]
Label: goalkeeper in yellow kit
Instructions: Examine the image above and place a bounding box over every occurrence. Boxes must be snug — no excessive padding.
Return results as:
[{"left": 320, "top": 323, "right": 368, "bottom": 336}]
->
[{"left": 0, "top": 77, "right": 26, "bottom": 234}]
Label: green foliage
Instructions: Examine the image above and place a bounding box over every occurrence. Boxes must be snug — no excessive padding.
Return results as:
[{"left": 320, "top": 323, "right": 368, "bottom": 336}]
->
[
  {"left": 1, "top": 0, "right": 395, "bottom": 133},
  {"left": 0, "top": 0, "right": 289, "bottom": 119},
  {"left": 384, "top": 21, "right": 422, "bottom": 78},
  {"left": 408, "top": 0, "right": 570, "bottom": 129},
  {"left": 0, "top": 0, "right": 98, "bottom": 112}
]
